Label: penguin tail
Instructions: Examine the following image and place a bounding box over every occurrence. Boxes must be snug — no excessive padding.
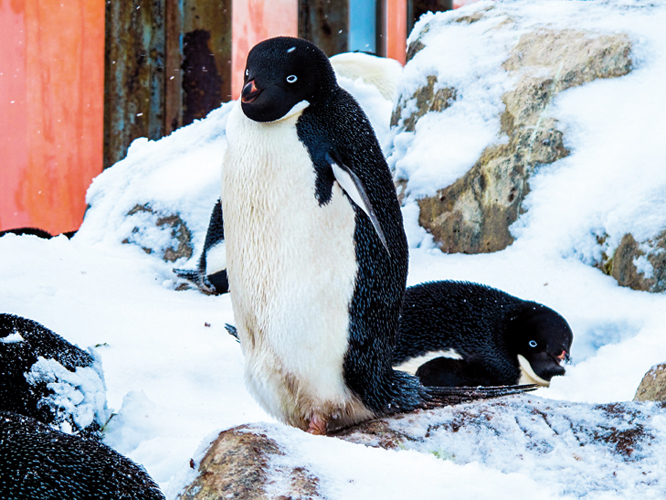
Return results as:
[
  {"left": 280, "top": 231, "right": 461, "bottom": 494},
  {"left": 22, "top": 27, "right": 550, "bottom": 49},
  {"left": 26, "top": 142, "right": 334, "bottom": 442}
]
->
[{"left": 423, "top": 384, "right": 537, "bottom": 408}]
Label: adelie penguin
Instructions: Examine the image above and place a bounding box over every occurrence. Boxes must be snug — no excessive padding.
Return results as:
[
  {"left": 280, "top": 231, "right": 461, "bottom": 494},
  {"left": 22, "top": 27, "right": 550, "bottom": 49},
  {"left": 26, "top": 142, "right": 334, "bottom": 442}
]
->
[
  {"left": 221, "top": 37, "right": 532, "bottom": 435},
  {"left": 173, "top": 199, "right": 229, "bottom": 295},
  {"left": 393, "top": 281, "right": 573, "bottom": 388}
]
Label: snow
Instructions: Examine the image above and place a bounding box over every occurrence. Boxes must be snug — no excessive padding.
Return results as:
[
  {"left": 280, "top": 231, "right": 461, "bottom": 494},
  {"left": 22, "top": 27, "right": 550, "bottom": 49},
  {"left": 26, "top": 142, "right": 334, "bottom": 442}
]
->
[{"left": 2, "top": 0, "right": 666, "bottom": 498}]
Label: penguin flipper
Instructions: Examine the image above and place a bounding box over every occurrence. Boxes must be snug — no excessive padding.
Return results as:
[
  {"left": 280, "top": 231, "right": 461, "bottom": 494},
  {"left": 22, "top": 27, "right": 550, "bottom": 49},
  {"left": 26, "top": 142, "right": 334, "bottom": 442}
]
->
[
  {"left": 327, "top": 153, "right": 389, "bottom": 254},
  {"left": 424, "top": 384, "right": 537, "bottom": 408}
]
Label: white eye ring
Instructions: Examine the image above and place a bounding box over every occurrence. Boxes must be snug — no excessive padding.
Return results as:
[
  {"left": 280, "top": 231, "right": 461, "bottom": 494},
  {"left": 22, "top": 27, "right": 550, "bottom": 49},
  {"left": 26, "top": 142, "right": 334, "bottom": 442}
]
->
[
  {"left": 245, "top": 69, "right": 249, "bottom": 76},
  {"left": 529, "top": 340, "right": 538, "bottom": 348},
  {"left": 286, "top": 75, "right": 298, "bottom": 83}
]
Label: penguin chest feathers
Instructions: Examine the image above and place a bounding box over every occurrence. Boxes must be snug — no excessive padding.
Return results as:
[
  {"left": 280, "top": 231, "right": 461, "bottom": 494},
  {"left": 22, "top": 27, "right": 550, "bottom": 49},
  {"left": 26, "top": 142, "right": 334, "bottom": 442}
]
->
[{"left": 222, "top": 102, "right": 371, "bottom": 429}]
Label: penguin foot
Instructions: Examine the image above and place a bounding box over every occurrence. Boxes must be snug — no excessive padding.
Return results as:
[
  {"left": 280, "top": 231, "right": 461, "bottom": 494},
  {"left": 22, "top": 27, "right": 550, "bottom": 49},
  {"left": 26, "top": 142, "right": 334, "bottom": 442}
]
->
[{"left": 306, "top": 414, "right": 328, "bottom": 435}]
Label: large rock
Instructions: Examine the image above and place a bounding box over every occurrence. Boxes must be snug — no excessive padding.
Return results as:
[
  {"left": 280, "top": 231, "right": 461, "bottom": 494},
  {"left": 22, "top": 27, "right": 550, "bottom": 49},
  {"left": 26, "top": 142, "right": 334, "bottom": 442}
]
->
[
  {"left": 179, "top": 396, "right": 666, "bottom": 499},
  {"left": 396, "top": 10, "right": 632, "bottom": 253},
  {"left": 634, "top": 363, "right": 666, "bottom": 401},
  {"left": 595, "top": 231, "right": 666, "bottom": 293}
]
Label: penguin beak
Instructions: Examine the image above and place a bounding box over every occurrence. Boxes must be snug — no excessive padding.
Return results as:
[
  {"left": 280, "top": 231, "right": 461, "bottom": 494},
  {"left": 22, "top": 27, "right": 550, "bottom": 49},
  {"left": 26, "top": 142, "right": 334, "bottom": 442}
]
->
[
  {"left": 554, "top": 350, "right": 571, "bottom": 365},
  {"left": 242, "top": 80, "right": 262, "bottom": 103}
]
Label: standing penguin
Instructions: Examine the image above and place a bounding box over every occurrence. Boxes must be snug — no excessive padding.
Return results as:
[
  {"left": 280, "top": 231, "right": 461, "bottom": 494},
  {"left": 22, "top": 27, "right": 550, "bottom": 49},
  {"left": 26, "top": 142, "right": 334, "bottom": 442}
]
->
[
  {"left": 393, "top": 281, "right": 573, "bottom": 388},
  {"left": 222, "top": 37, "right": 530, "bottom": 435}
]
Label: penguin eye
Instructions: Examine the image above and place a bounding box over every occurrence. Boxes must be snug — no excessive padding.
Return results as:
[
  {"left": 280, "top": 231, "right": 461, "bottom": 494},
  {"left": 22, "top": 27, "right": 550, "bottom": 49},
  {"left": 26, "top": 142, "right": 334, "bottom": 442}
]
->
[
  {"left": 286, "top": 75, "right": 298, "bottom": 84},
  {"left": 529, "top": 340, "right": 538, "bottom": 348},
  {"left": 245, "top": 69, "right": 249, "bottom": 77}
]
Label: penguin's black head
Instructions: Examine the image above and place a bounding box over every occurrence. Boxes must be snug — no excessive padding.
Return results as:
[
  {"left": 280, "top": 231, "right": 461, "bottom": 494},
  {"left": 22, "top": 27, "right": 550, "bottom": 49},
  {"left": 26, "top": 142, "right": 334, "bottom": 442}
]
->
[
  {"left": 241, "top": 37, "right": 337, "bottom": 122},
  {"left": 508, "top": 304, "right": 573, "bottom": 384}
]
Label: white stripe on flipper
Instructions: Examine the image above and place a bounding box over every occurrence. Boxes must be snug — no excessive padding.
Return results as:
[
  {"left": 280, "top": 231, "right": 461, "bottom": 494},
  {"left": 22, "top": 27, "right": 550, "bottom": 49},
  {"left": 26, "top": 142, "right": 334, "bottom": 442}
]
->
[
  {"left": 330, "top": 161, "right": 389, "bottom": 254},
  {"left": 393, "top": 349, "right": 463, "bottom": 375}
]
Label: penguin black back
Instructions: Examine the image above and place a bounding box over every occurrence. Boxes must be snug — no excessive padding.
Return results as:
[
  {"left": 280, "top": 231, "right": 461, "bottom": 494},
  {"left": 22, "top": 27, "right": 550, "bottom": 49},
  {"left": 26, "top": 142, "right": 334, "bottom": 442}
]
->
[
  {"left": 0, "top": 412, "right": 164, "bottom": 499},
  {"left": 394, "top": 281, "right": 573, "bottom": 387}
]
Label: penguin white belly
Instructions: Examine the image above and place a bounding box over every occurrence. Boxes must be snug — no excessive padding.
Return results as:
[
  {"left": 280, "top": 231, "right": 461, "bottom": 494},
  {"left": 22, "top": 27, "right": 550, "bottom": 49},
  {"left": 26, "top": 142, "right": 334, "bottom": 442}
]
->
[{"left": 222, "top": 103, "right": 371, "bottom": 429}]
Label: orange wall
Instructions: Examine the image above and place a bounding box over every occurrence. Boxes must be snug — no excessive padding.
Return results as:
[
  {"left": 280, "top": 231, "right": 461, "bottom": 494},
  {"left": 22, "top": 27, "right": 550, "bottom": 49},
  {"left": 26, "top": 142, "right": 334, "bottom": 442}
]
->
[
  {"left": 0, "top": 0, "right": 105, "bottom": 234},
  {"left": 386, "top": 0, "right": 407, "bottom": 64},
  {"left": 231, "top": 0, "right": 298, "bottom": 100}
]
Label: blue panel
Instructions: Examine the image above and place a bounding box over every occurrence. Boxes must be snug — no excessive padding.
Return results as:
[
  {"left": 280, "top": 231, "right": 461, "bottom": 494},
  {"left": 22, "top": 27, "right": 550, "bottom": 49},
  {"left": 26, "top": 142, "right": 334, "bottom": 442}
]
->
[{"left": 349, "top": 0, "right": 376, "bottom": 53}]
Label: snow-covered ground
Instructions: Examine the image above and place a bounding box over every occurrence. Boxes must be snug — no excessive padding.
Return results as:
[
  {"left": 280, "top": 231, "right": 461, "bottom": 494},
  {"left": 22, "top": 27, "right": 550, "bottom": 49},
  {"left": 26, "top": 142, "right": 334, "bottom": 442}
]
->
[{"left": 2, "top": 0, "right": 666, "bottom": 498}]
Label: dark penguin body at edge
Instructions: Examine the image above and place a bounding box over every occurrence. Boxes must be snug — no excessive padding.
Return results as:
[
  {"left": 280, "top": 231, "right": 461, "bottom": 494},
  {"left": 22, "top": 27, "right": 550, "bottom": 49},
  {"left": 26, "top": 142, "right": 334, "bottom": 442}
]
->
[
  {"left": 222, "top": 37, "right": 531, "bottom": 435},
  {"left": 0, "top": 411, "right": 164, "bottom": 500},
  {"left": 393, "top": 281, "right": 573, "bottom": 388},
  {"left": 173, "top": 198, "right": 229, "bottom": 295}
]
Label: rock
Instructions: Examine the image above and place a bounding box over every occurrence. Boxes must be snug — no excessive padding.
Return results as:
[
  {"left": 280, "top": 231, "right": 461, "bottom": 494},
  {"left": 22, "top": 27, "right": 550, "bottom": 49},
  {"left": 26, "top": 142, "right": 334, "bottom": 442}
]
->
[
  {"left": 398, "top": 24, "right": 632, "bottom": 253},
  {"left": 178, "top": 425, "right": 322, "bottom": 500},
  {"left": 123, "top": 204, "right": 193, "bottom": 262},
  {"left": 595, "top": 232, "right": 666, "bottom": 293},
  {"left": 180, "top": 396, "right": 666, "bottom": 499},
  {"left": 634, "top": 364, "right": 666, "bottom": 401}
]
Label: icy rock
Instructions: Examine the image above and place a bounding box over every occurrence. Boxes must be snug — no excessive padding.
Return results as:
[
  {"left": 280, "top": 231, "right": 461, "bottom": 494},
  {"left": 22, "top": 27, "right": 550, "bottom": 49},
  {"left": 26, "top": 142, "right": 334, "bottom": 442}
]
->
[
  {"left": 399, "top": 12, "right": 632, "bottom": 253},
  {"left": 596, "top": 231, "right": 666, "bottom": 294},
  {"left": 122, "top": 203, "right": 194, "bottom": 262},
  {"left": 180, "top": 396, "right": 666, "bottom": 499},
  {"left": 634, "top": 363, "right": 666, "bottom": 402},
  {"left": 178, "top": 425, "right": 322, "bottom": 500}
]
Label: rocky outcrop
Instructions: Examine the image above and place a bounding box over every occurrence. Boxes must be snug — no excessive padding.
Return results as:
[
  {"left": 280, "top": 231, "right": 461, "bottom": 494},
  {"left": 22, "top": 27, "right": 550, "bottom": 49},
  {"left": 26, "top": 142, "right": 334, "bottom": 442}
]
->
[
  {"left": 179, "top": 396, "right": 666, "bottom": 499},
  {"left": 596, "top": 232, "right": 666, "bottom": 293},
  {"left": 402, "top": 26, "right": 632, "bottom": 253},
  {"left": 634, "top": 364, "right": 666, "bottom": 402},
  {"left": 123, "top": 204, "right": 193, "bottom": 262},
  {"left": 178, "top": 425, "right": 322, "bottom": 500}
]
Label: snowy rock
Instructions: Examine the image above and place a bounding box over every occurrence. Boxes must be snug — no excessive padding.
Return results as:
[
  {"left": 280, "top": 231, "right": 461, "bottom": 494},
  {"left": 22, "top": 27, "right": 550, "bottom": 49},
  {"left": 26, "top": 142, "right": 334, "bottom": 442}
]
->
[
  {"left": 634, "top": 363, "right": 666, "bottom": 402},
  {"left": 123, "top": 204, "right": 194, "bottom": 262},
  {"left": 179, "top": 425, "right": 322, "bottom": 500},
  {"left": 392, "top": 6, "right": 632, "bottom": 253},
  {"left": 596, "top": 232, "right": 666, "bottom": 293},
  {"left": 180, "top": 395, "right": 666, "bottom": 499},
  {"left": 0, "top": 314, "right": 108, "bottom": 438}
]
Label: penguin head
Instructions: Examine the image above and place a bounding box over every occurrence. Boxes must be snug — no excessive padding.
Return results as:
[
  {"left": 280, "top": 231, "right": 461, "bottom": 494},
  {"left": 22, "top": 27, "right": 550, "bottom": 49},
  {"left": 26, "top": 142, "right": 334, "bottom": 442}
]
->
[
  {"left": 241, "top": 37, "right": 337, "bottom": 123},
  {"left": 508, "top": 304, "right": 573, "bottom": 386}
]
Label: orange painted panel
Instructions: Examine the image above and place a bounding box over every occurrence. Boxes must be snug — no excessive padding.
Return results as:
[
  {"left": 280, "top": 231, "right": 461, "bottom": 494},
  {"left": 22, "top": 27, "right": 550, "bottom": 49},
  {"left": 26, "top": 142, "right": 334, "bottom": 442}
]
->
[
  {"left": 0, "top": 0, "right": 105, "bottom": 234},
  {"left": 231, "top": 0, "right": 298, "bottom": 100},
  {"left": 386, "top": 0, "right": 407, "bottom": 65}
]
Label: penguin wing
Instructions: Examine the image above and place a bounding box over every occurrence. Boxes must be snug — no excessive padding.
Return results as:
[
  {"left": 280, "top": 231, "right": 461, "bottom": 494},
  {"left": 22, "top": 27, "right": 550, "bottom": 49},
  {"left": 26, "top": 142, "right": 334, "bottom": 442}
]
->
[{"left": 327, "top": 152, "right": 390, "bottom": 254}]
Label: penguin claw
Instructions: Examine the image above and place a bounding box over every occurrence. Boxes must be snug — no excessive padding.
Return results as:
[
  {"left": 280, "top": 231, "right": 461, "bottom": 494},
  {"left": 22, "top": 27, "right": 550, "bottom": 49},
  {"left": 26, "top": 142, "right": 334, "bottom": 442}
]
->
[{"left": 306, "top": 414, "right": 328, "bottom": 435}]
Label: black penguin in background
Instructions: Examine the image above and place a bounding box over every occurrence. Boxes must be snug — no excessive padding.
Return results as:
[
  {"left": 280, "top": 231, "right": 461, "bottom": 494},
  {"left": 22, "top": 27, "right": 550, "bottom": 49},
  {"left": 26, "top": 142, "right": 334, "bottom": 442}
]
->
[
  {"left": 393, "top": 281, "right": 573, "bottom": 388},
  {"left": 0, "top": 412, "right": 165, "bottom": 499},
  {"left": 221, "top": 37, "right": 531, "bottom": 435},
  {"left": 173, "top": 199, "right": 229, "bottom": 295}
]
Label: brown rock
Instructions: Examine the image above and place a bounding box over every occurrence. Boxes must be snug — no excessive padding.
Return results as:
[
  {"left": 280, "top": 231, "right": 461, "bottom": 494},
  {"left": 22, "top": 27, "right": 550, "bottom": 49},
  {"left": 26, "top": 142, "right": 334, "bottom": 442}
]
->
[
  {"left": 406, "top": 28, "right": 631, "bottom": 254},
  {"left": 634, "top": 364, "right": 666, "bottom": 401},
  {"left": 596, "top": 231, "right": 666, "bottom": 293},
  {"left": 123, "top": 204, "right": 193, "bottom": 262},
  {"left": 391, "top": 75, "right": 457, "bottom": 131},
  {"left": 179, "top": 425, "right": 322, "bottom": 500}
]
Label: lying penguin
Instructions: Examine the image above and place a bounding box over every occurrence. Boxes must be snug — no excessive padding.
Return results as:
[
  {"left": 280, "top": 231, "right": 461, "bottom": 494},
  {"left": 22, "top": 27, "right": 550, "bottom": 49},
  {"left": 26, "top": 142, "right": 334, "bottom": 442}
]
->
[
  {"left": 393, "top": 281, "right": 573, "bottom": 388},
  {"left": 0, "top": 411, "right": 165, "bottom": 499},
  {"left": 0, "top": 313, "right": 107, "bottom": 438},
  {"left": 173, "top": 199, "right": 229, "bottom": 295},
  {"left": 221, "top": 37, "right": 533, "bottom": 435}
]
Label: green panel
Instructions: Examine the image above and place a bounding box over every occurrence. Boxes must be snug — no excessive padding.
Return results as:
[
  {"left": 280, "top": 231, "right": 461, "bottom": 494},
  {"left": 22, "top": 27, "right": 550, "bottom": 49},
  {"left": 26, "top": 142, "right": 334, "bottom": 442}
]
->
[{"left": 104, "top": 0, "right": 166, "bottom": 169}]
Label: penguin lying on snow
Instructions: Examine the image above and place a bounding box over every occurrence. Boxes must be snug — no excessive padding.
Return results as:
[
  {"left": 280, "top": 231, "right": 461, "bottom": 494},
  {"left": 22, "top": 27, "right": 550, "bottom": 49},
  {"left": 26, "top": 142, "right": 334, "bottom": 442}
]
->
[
  {"left": 0, "top": 411, "right": 165, "bottom": 499},
  {"left": 393, "top": 281, "right": 573, "bottom": 388},
  {"left": 221, "top": 37, "right": 533, "bottom": 435},
  {"left": 173, "top": 198, "right": 229, "bottom": 295},
  {"left": 0, "top": 313, "right": 107, "bottom": 438}
]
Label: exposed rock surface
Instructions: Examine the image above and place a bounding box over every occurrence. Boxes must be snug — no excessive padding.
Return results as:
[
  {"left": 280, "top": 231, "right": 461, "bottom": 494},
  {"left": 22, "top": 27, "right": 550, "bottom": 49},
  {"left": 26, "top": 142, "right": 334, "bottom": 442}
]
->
[
  {"left": 178, "top": 425, "right": 322, "bottom": 500},
  {"left": 596, "top": 231, "right": 666, "bottom": 293},
  {"left": 123, "top": 204, "right": 193, "bottom": 262},
  {"left": 180, "top": 396, "right": 666, "bottom": 499},
  {"left": 397, "top": 15, "right": 632, "bottom": 253},
  {"left": 634, "top": 363, "right": 666, "bottom": 401}
]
